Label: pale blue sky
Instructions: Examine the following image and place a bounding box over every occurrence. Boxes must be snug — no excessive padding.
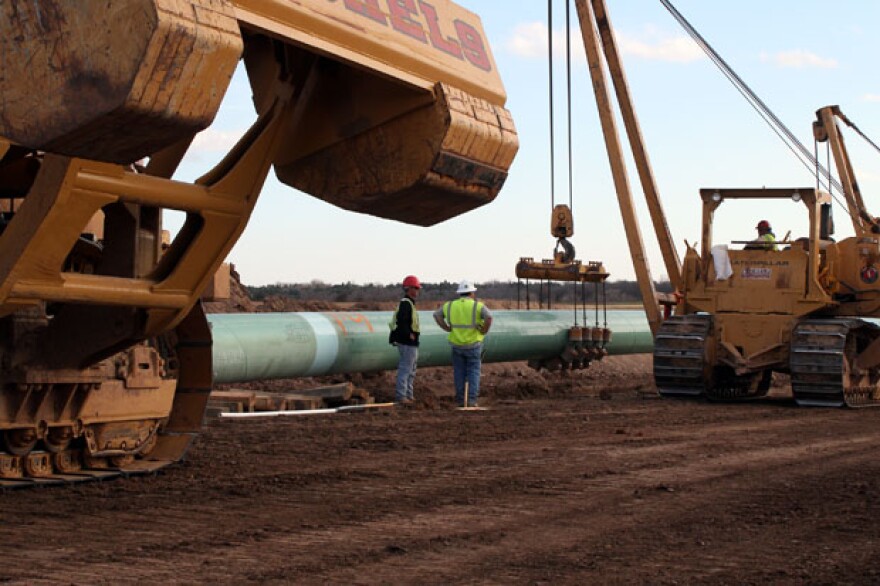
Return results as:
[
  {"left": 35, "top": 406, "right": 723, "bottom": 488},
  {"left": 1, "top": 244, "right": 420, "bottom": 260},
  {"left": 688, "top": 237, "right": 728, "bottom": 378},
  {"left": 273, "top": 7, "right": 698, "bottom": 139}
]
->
[{"left": 173, "top": 1, "right": 880, "bottom": 286}]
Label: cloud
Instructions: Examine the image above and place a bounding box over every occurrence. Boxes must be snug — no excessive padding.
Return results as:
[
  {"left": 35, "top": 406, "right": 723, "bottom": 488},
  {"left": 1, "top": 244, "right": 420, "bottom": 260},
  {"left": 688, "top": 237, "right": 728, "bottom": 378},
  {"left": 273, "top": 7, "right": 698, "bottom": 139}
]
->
[
  {"left": 862, "top": 94, "right": 880, "bottom": 103},
  {"left": 616, "top": 28, "right": 703, "bottom": 63},
  {"left": 861, "top": 169, "right": 880, "bottom": 185},
  {"left": 759, "top": 49, "right": 838, "bottom": 69},
  {"left": 504, "top": 21, "right": 701, "bottom": 64},
  {"left": 505, "top": 21, "right": 582, "bottom": 60},
  {"left": 190, "top": 127, "right": 246, "bottom": 154},
  {"left": 505, "top": 22, "right": 549, "bottom": 58}
]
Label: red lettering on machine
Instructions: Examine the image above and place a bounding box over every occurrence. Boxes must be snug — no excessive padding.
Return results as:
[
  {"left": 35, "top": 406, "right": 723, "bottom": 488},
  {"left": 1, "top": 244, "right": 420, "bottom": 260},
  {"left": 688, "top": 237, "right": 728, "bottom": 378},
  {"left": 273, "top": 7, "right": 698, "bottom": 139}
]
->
[{"left": 341, "top": 0, "right": 492, "bottom": 71}]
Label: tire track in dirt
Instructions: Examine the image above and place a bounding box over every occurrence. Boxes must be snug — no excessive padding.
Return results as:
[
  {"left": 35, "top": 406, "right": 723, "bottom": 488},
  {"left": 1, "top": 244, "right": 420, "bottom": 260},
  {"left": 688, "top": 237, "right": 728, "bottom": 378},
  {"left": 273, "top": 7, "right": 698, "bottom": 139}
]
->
[
  {"left": 1, "top": 392, "right": 880, "bottom": 584},
  {"left": 279, "top": 416, "right": 880, "bottom": 583}
]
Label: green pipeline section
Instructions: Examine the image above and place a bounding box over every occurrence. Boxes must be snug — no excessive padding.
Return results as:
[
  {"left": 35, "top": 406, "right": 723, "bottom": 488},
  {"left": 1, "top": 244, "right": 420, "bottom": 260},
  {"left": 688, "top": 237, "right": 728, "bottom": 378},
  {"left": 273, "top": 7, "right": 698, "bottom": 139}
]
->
[{"left": 208, "top": 310, "right": 653, "bottom": 384}]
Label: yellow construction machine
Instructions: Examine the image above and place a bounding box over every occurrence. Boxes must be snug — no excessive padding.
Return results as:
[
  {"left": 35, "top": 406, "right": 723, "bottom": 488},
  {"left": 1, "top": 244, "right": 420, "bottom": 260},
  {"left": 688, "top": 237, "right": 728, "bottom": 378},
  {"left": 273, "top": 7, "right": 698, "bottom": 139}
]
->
[
  {"left": 577, "top": 0, "right": 880, "bottom": 406},
  {"left": 0, "top": 0, "right": 517, "bottom": 484}
]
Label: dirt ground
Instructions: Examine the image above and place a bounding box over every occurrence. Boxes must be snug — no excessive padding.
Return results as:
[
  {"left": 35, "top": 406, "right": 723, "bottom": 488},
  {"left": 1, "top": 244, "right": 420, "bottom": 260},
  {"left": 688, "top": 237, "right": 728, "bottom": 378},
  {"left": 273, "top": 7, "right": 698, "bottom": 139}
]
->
[{"left": 2, "top": 354, "right": 880, "bottom": 585}]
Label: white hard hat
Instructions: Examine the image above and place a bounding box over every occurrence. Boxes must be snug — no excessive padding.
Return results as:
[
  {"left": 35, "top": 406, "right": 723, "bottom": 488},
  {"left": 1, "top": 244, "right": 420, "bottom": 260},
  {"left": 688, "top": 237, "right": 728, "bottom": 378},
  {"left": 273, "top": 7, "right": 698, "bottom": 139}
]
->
[{"left": 456, "top": 280, "right": 477, "bottom": 294}]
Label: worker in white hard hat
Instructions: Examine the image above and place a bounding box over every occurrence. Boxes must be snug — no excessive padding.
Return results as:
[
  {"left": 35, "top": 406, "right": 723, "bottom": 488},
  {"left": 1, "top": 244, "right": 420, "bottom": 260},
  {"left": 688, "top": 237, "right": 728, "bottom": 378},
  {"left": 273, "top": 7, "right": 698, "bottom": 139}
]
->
[
  {"left": 433, "top": 280, "right": 493, "bottom": 408},
  {"left": 389, "top": 275, "right": 422, "bottom": 405}
]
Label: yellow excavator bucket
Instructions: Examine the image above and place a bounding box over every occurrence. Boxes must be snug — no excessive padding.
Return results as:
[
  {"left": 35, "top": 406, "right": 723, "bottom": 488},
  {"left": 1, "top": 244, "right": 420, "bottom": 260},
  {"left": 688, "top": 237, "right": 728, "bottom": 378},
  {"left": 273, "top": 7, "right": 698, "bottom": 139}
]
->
[
  {"left": 0, "top": 0, "right": 243, "bottom": 164},
  {"left": 239, "top": 0, "right": 518, "bottom": 226},
  {"left": 0, "top": 0, "right": 518, "bottom": 226}
]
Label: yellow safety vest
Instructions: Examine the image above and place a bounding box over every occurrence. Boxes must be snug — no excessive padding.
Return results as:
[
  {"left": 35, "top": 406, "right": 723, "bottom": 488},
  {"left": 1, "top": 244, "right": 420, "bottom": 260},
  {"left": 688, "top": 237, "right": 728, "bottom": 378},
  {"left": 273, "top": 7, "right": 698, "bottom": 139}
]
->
[
  {"left": 761, "top": 233, "right": 778, "bottom": 251},
  {"left": 389, "top": 298, "right": 419, "bottom": 332},
  {"left": 443, "top": 297, "right": 486, "bottom": 346}
]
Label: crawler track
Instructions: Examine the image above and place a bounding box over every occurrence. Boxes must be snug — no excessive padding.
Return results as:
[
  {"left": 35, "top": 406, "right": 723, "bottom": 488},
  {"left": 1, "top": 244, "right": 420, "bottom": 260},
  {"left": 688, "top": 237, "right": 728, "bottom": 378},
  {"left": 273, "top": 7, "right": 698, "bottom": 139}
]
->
[
  {"left": 653, "top": 314, "right": 712, "bottom": 397},
  {"left": 791, "top": 318, "right": 880, "bottom": 408},
  {"left": 0, "top": 306, "right": 213, "bottom": 488}
]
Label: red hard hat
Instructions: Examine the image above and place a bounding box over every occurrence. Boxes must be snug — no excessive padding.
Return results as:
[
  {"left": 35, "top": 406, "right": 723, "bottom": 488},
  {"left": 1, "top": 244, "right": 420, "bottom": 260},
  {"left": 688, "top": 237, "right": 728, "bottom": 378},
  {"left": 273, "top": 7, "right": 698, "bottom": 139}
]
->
[
  {"left": 756, "top": 220, "right": 771, "bottom": 230},
  {"left": 402, "top": 275, "right": 421, "bottom": 289}
]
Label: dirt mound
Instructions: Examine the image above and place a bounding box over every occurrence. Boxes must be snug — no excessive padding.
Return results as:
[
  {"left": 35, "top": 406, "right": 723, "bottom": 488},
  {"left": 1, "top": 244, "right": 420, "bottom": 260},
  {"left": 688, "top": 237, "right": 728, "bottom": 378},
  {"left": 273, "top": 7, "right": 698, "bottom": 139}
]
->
[
  {"left": 202, "top": 265, "right": 257, "bottom": 313},
  {"left": 219, "top": 355, "right": 654, "bottom": 411},
  {"left": 256, "top": 297, "right": 340, "bottom": 312}
]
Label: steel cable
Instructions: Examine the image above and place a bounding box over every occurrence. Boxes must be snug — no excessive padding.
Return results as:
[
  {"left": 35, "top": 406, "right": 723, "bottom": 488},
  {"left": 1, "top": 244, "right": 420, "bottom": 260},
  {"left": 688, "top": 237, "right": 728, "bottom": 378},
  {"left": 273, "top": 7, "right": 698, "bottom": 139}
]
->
[{"left": 657, "top": 0, "right": 861, "bottom": 217}]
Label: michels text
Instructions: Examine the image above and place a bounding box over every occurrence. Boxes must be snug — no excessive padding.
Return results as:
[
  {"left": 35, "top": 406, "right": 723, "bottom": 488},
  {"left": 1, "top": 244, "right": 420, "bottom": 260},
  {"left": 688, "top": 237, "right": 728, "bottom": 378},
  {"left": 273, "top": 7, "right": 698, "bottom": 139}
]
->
[{"left": 336, "top": 0, "right": 492, "bottom": 71}]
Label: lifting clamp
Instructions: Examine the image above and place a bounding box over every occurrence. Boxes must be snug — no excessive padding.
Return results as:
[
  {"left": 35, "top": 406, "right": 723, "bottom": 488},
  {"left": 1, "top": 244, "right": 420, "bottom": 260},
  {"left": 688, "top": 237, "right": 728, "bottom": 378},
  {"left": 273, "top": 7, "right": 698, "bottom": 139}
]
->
[{"left": 515, "top": 204, "right": 609, "bottom": 283}]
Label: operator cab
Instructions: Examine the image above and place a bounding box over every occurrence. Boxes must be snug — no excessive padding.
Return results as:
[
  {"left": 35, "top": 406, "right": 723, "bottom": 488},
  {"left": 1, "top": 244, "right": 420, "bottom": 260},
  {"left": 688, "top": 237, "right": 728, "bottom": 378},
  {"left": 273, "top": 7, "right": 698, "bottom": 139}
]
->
[
  {"left": 679, "top": 187, "right": 836, "bottom": 316},
  {"left": 698, "top": 187, "right": 833, "bottom": 253}
]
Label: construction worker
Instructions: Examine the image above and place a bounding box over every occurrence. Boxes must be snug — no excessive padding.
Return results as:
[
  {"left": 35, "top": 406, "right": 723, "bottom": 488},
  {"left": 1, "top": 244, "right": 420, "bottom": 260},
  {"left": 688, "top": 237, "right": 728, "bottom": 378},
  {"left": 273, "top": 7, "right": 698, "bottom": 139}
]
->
[
  {"left": 389, "top": 275, "right": 422, "bottom": 404},
  {"left": 749, "top": 219, "right": 778, "bottom": 251},
  {"left": 433, "top": 280, "right": 493, "bottom": 408}
]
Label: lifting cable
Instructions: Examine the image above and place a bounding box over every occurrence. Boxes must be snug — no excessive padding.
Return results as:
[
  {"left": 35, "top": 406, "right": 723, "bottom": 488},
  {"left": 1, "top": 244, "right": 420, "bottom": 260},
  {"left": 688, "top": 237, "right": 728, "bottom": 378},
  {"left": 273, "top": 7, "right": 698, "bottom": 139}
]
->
[
  {"left": 565, "top": 0, "right": 578, "bottom": 326},
  {"left": 547, "top": 0, "right": 579, "bottom": 218},
  {"left": 531, "top": 1, "right": 608, "bottom": 332},
  {"left": 549, "top": 0, "right": 581, "bottom": 324},
  {"left": 835, "top": 111, "right": 880, "bottom": 157},
  {"left": 546, "top": 1, "right": 557, "bottom": 318},
  {"left": 565, "top": 0, "right": 574, "bottom": 217},
  {"left": 657, "top": 0, "right": 869, "bottom": 219},
  {"left": 548, "top": 0, "right": 556, "bottom": 212}
]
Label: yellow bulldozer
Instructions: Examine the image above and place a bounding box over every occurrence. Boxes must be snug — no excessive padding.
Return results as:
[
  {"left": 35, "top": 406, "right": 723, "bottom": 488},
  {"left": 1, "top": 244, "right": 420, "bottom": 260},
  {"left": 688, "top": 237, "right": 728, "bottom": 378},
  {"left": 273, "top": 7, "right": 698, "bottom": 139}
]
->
[
  {"left": 0, "top": 0, "right": 517, "bottom": 484},
  {"left": 577, "top": 0, "right": 880, "bottom": 407},
  {"left": 656, "top": 107, "right": 880, "bottom": 407}
]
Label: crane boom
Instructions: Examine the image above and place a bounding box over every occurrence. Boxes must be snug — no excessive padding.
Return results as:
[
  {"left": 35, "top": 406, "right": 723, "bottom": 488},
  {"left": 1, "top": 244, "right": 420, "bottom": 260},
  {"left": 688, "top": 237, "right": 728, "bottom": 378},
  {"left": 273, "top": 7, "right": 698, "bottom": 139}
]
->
[
  {"left": 575, "top": 0, "right": 668, "bottom": 334},
  {"left": 578, "top": 2, "right": 880, "bottom": 408},
  {"left": 589, "top": 0, "right": 682, "bottom": 291},
  {"left": 814, "top": 105, "right": 878, "bottom": 237}
]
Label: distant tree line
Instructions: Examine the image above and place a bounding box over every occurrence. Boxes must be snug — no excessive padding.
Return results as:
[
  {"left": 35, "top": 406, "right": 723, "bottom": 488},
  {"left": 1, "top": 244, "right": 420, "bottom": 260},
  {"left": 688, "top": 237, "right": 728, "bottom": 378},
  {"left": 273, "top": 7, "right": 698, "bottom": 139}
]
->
[{"left": 246, "top": 279, "right": 672, "bottom": 305}]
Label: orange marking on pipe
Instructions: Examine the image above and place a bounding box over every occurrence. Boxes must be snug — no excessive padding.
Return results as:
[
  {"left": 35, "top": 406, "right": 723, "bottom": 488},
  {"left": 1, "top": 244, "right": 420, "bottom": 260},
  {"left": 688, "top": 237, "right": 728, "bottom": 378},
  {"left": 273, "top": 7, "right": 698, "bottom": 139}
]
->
[{"left": 346, "top": 313, "right": 374, "bottom": 333}]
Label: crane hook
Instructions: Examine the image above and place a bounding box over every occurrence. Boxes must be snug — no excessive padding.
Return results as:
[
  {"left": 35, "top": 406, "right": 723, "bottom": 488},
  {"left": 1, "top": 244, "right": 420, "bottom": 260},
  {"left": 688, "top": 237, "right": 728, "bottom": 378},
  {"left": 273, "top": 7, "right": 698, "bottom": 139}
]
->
[{"left": 555, "top": 237, "right": 576, "bottom": 264}]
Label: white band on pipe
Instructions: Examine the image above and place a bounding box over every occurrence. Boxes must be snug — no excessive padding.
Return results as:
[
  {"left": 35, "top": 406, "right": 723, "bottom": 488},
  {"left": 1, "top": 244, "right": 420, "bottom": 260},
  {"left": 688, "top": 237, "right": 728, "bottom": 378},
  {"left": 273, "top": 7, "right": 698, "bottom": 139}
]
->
[{"left": 300, "top": 313, "right": 340, "bottom": 376}]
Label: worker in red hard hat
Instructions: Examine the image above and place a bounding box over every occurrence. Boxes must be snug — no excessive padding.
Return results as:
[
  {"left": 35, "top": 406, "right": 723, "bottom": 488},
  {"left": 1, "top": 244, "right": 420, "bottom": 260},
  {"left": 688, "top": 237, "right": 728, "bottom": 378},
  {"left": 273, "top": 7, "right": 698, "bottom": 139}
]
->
[
  {"left": 389, "top": 275, "right": 422, "bottom": 405},
  {"left": 749, "top": 219, "right": 778, "bottom": 251}
]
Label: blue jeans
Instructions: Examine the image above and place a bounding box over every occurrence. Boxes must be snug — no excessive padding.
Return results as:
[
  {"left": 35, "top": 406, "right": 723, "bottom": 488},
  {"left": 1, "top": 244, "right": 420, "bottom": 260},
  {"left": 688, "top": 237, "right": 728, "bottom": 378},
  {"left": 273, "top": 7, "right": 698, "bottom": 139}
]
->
[
  {"left": 396, "top": 344, "right": 418, "bottom": 401},
  {"left": 452, "top": 344, "right": 482, "bottom": 406}
]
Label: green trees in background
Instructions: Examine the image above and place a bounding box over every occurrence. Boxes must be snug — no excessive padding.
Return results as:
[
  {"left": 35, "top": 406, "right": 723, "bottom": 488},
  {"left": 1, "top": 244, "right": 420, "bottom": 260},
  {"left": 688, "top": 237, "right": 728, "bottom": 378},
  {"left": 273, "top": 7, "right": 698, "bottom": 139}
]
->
[{"left": 246, "top": 279, "right": 671, "bottom": 304}]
